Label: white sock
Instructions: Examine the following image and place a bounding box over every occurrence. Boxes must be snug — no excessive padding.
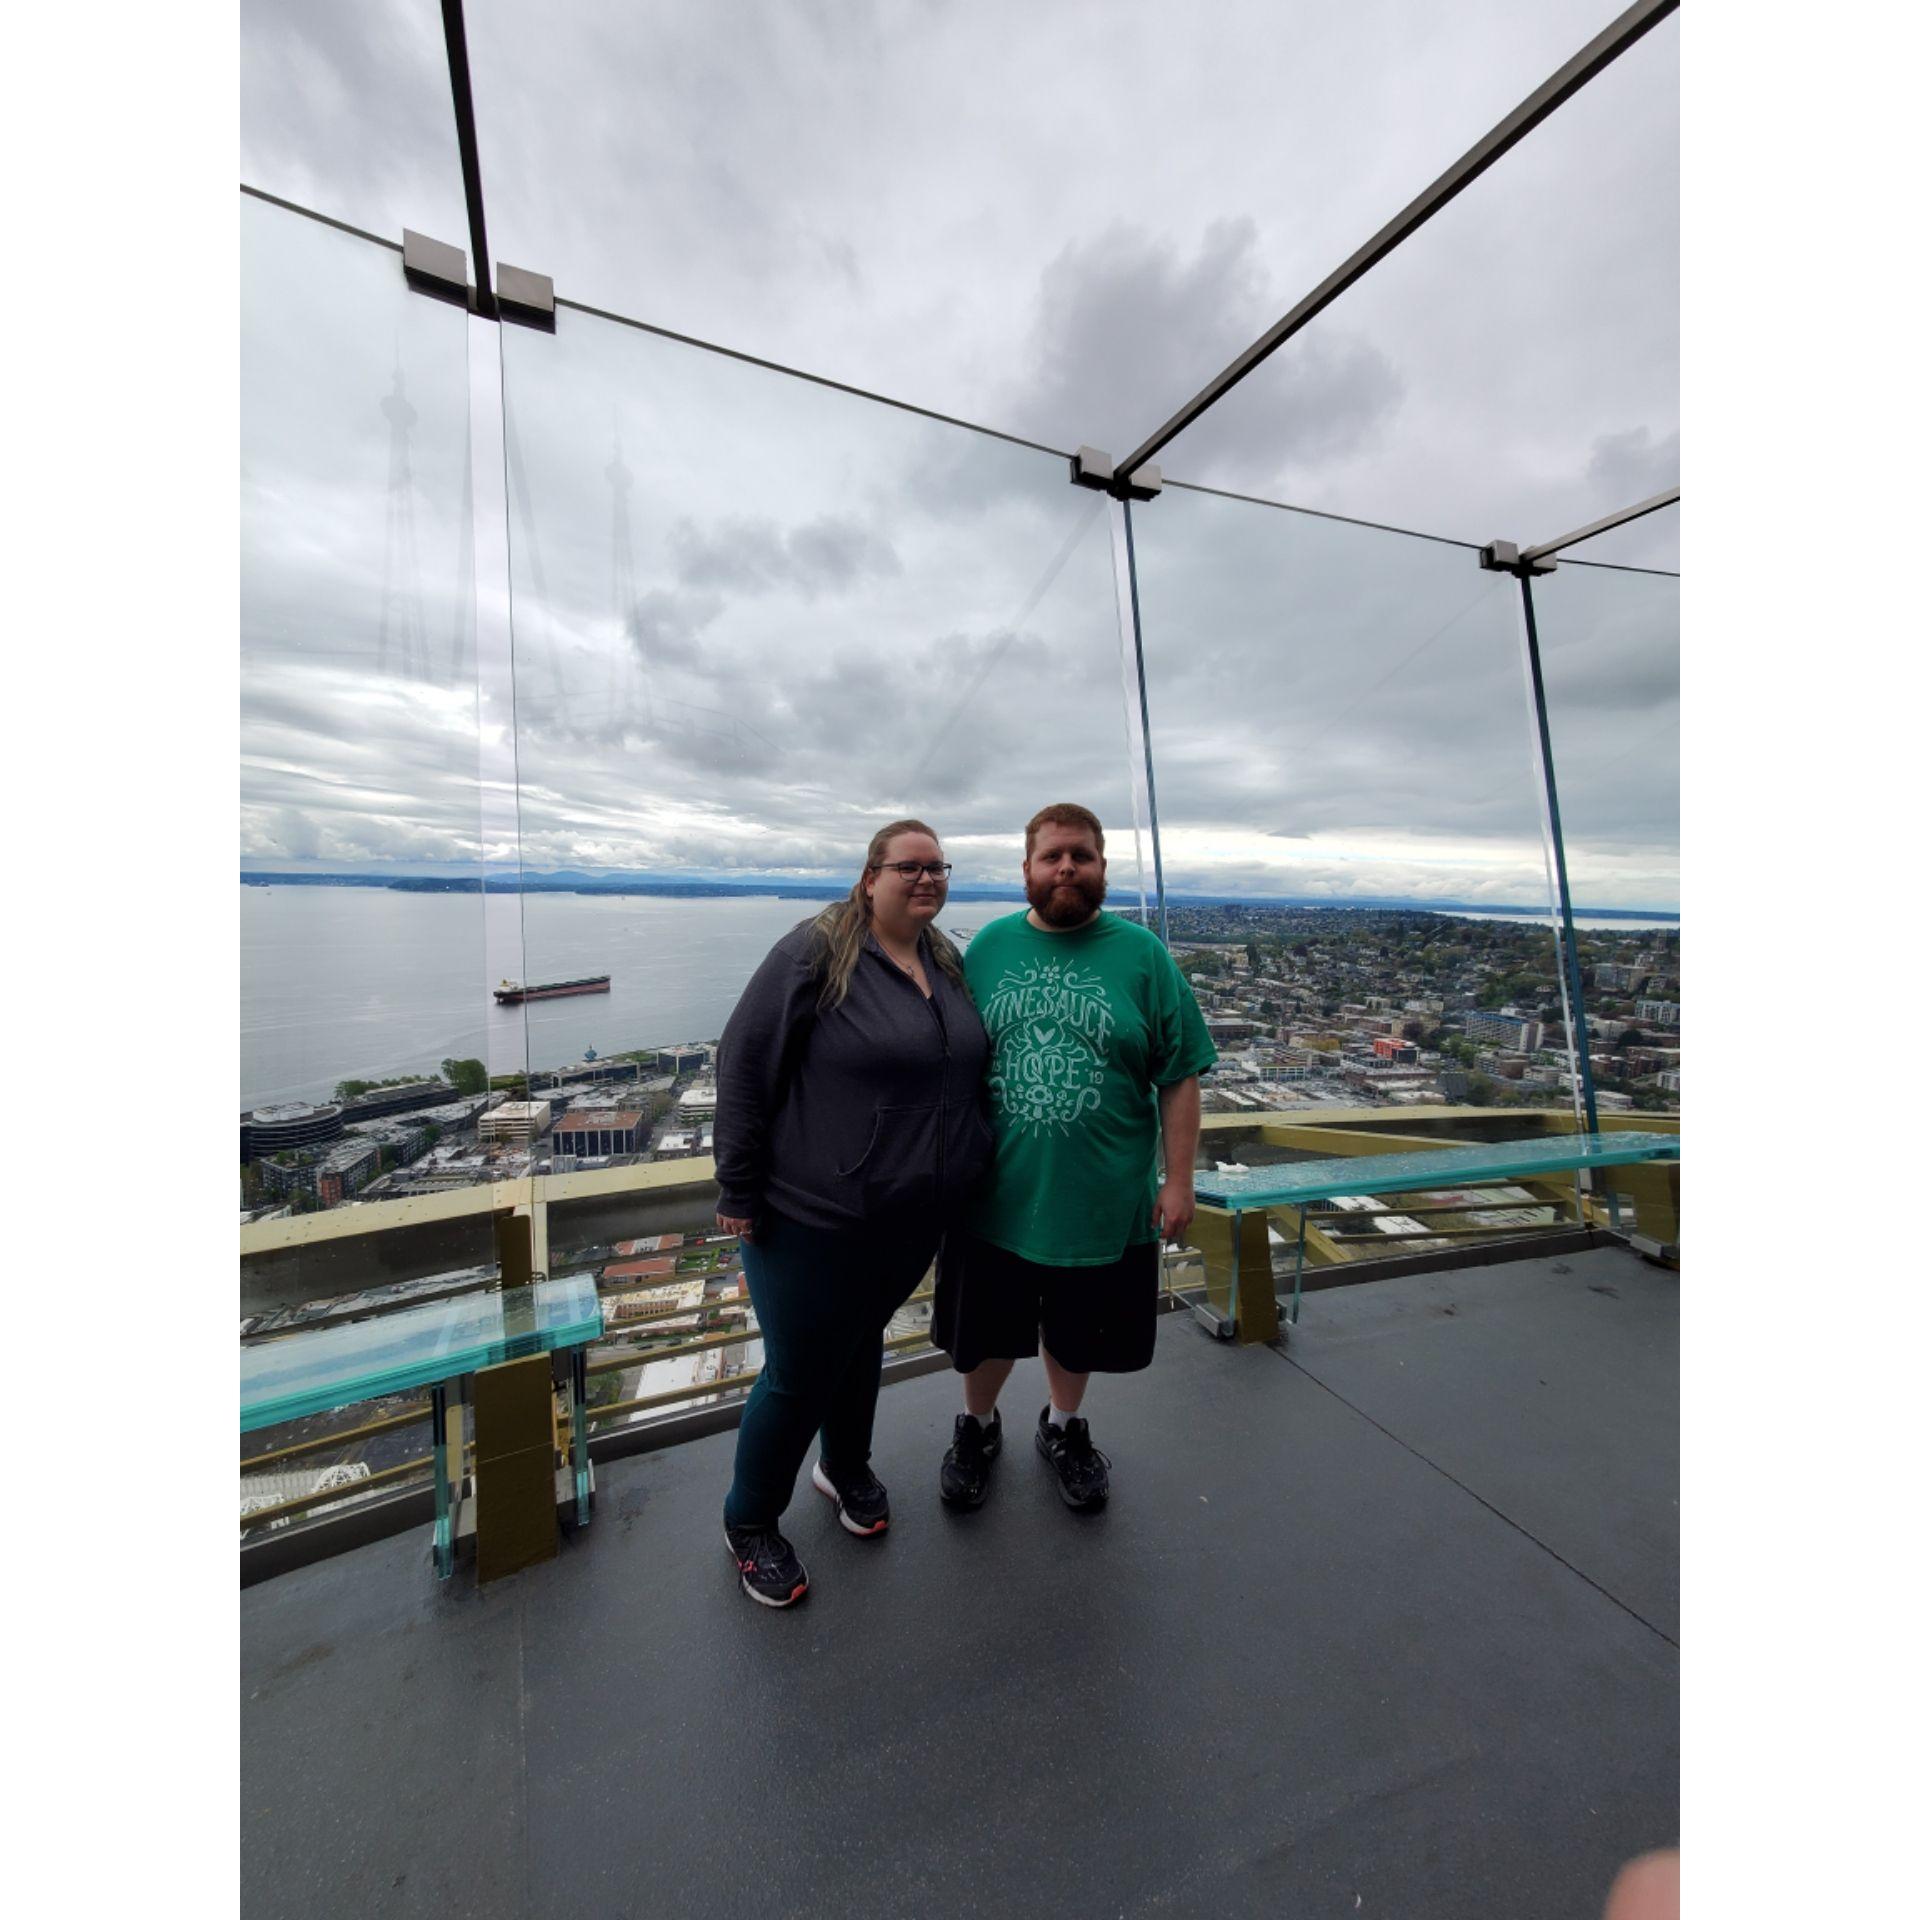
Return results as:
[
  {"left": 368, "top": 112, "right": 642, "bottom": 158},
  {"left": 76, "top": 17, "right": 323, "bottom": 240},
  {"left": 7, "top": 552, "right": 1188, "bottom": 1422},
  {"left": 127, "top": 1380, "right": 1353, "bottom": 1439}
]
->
[
  {"left": 964, "top": 1406, "right": 994, "bottom": 1426},
  {"left": 1048, "top": 1402, "right": 1077, "bottom": 1428}
]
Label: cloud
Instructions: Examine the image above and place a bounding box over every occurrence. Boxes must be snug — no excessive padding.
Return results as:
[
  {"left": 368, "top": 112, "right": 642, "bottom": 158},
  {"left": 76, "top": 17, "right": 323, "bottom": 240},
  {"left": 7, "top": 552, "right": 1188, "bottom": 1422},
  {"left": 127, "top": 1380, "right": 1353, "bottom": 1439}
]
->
[
  {"left": 668, "top": 513, "right": 901, "bottom": 598},
  {"left": 1005, "top": 218, "right": 1405, "bottom": 475},
  {"left": 240, "top": 0, "right": 1678, "bottom": 911}
]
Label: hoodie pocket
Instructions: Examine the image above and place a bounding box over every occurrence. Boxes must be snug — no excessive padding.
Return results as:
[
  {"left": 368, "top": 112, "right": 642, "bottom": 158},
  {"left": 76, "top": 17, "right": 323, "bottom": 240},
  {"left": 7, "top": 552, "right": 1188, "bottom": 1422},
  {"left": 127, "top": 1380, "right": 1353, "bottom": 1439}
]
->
[{"left": 839, "top": 1103, "right": 941, "bottom": 1216}]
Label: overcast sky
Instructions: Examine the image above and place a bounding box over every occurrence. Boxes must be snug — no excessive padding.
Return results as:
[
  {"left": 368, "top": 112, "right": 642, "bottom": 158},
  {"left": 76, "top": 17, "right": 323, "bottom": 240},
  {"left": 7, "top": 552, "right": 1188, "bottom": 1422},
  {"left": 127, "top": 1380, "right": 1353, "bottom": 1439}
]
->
[{"left": 241, "top": 0, "right": 1678, "bottom": 909}]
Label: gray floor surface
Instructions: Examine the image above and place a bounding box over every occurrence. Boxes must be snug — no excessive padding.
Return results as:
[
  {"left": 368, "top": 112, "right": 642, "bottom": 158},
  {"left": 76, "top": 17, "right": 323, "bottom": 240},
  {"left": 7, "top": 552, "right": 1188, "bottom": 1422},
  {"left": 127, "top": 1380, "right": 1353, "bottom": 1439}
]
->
[{"left": 242, "top": 1245, "right": 1678, "bottom": 1920}]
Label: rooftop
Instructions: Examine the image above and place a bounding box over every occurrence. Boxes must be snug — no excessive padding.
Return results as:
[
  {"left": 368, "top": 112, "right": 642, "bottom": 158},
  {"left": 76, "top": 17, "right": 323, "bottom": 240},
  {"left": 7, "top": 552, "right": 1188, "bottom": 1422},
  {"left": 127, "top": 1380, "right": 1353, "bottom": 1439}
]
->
[{"left": 242, "top": 1243, "right": 1676, "bottom": 1915}]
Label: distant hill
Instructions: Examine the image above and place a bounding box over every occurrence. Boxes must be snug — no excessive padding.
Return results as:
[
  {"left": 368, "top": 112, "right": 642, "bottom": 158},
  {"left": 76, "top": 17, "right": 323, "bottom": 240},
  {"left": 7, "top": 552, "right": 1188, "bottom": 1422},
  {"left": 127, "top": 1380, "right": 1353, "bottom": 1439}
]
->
[{"left": 239, "top": 869, "right": 1676, "bottom": 920}]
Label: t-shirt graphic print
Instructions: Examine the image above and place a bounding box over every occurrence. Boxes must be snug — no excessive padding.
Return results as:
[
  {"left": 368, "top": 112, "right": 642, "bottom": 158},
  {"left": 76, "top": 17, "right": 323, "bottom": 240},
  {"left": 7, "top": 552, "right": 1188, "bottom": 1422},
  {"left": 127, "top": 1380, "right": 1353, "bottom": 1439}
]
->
[
  {"left": 963, "top": 909, "right": 1216, "bottom": 1267},
  {"left": 983, "top": 955, "right": 1116, "bottom": 1139}
]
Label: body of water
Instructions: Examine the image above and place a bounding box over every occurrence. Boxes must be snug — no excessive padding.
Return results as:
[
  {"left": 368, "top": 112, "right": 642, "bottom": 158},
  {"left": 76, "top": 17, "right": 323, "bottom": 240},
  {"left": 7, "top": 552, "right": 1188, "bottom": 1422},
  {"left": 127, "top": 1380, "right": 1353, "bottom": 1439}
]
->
[
  {"left": 242, "top": 887, "right": 846, "bottom": 1109},
  {"left": 1432, "top": 909, "right": 1680, "bottom": 933}
]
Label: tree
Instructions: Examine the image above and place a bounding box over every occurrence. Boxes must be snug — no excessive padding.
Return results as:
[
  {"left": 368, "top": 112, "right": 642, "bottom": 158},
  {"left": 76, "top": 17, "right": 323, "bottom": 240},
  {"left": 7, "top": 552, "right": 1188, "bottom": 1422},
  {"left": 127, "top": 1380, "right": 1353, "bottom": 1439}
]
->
[{"left": 441, "top": 1057, "right": 489, "bottom": 1096}]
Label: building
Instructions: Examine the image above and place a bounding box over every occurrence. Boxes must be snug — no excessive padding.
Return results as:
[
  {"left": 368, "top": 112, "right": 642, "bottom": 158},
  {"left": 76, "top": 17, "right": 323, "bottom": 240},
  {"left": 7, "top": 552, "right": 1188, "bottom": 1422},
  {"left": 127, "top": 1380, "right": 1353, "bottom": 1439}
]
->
[
  {"left": 259, "top": 1139, "right": 380, "bottom": 1207},
  {"left": 1204, "top": 1017, "right": 1265, "bottom": 1045},
  {"left": 656, "top": 1044, "right": 713, "bottom": 1076},
  {"left": 1593, "top": 962, "right": 1646, "bottom": 993},
  {"left": 1656, "top": 1068, "right": 1681, "bottom": 1093},
  {"left": 613, "top": 1233, "right": 684, "bottom": 1256},
  {"left": 1371, "top": 1036, "right": 1418, "bottom": 1066},
  {"left": 536, "top": 1056, "right": 640, "bottom": 1092},
  {"left": 241, "top": 1101, "right": 344, "bottom": 1164},
  {"left": 607, "top": 1279, "right": 709, "bottom": 1324},
  {"left": 479, "top": 1099, "right": 552, "bottom": 1144},
  {"left": 339, "top": 1081, "right": 450, "bottom": 1122},
  {"left": 1635, "top": 999, "right": 1680, "bottom": 1029},
  {"left": 552, "top": 1109, "right": 644, "bottom": 1157},
  {"left": 603, "top": 1256, "right": 678, "bottom": 1285},
  {"left": 1463, "top": 1010, "right": 1543, "bottom": 1053},
  {"left": 676, "top": 1082, "right": 719, "bottom": 1117}
]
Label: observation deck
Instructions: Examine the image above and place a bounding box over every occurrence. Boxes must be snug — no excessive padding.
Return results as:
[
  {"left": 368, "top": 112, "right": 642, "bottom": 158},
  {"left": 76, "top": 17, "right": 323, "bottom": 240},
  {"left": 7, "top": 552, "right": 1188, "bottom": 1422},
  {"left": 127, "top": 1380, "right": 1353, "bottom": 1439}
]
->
[{"left": 242, "top": 1237, "right": 1677, "bottom": 1918}]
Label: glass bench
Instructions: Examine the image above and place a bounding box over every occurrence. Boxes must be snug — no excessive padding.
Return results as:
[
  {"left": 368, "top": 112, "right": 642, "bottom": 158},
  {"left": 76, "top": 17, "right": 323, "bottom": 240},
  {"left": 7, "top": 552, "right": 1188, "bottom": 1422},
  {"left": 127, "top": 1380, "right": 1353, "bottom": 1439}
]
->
[
  {"left": 1189, "top": 1131, "right": 1681, "bottom": 1340},
  {"left": 241, "top": 1274, "right": 604, "bottom": 1577}
]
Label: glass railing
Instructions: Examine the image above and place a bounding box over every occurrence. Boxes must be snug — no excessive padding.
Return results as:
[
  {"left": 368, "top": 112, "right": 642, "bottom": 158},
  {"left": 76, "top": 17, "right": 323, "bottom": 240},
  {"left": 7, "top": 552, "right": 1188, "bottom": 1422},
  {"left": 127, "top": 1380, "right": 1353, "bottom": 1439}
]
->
[
  {"left": 238, "top": 192, "right": 1678, "bottom": 1552},
  {"left": 240, "top": 195, "right": 529, "bottom": 1315},
  {"left": 1129, "top": 484, "right": 1586, "bottom": 1135},
  {"left": 1530, "top": 549, "right": 1680, "bottom": 1108},
  {"left": 491, "top": 293, "right": 1148, "bottom": 1257}
]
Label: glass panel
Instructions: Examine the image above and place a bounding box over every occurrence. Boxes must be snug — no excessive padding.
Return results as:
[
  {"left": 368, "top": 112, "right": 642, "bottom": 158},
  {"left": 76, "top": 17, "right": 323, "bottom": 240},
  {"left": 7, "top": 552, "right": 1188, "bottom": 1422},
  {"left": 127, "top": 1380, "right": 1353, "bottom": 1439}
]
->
[
  {"left": 494, "top": 307, "right": 1141, "bottom": 1397},
  {"left": 241, "top": 0, "right": 469, "bottom": 248},
  {"left": 1530, "top": 545, "right": 1680, "bottom": 1126},
  {"left": 1152, "top": 13, "right": 1677, "bottom": 549},
  {"left": 1130, "top": 485, "right": 1586, "bottom": 1274},
  {"left": 240, "top": 196, "right": 527, "bottom": 1324}
]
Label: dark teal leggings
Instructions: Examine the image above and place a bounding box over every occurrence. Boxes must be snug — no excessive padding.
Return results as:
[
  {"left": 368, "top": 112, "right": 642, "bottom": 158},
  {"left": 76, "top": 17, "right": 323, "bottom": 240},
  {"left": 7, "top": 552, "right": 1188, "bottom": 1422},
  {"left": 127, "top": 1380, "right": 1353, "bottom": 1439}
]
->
[{"left": 724, "top": 1209, "right": 938, "bottom": 1529}]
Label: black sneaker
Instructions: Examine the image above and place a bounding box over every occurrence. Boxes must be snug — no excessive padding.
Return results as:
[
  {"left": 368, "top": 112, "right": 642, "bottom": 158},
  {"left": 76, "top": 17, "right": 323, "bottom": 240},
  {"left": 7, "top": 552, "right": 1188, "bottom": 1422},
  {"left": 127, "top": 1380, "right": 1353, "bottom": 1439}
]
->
[
  {"left": 723, "top": 1520, "right": 810, "bottom": 1607},
  {"left": 811, "top": 1459, "right": 891, "bottom": 1536},
  {"left": 1035, "top": 1405, "right": 1110, "bottom": 1511},
  {"left": 939, "top": 1409, "right": 1004, "bottom": 1509}
]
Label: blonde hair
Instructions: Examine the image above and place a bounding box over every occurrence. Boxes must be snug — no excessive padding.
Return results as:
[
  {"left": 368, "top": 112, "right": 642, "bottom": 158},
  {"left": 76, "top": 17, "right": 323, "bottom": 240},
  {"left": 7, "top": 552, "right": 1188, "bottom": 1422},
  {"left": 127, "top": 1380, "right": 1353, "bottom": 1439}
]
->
[{"left": 812, "top": 818, "right": 969, "bottom": 1011}]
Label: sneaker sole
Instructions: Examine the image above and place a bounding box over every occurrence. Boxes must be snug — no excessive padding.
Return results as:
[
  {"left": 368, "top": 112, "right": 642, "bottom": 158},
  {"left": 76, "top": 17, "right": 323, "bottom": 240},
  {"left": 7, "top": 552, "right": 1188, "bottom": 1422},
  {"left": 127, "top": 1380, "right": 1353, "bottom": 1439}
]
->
[
  {"left": 722, "top": 1523, "right": 809, "bottom": 1607},
  {"left": 811, "top": 1461, "right": 889, "bottom": 1536},
  {"left": 1034, "top": 1427, "right": 1108, "bottom": 1511}
]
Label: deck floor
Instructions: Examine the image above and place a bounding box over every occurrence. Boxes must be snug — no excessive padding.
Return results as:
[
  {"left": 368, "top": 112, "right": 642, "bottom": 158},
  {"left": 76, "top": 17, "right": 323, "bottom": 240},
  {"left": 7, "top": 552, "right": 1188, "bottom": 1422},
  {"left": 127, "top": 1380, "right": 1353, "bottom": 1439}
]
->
[{"left": 242, "top": 1244, "right": 1678, "bottom": 1919}]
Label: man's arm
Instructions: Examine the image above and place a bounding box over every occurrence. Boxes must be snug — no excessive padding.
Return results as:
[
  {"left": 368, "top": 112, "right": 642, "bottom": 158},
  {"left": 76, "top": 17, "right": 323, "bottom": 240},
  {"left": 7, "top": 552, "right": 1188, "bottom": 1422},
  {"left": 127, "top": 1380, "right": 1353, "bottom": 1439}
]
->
[{"left": 1152, "top": 1075, "right": 1201, "bottom": 1242}]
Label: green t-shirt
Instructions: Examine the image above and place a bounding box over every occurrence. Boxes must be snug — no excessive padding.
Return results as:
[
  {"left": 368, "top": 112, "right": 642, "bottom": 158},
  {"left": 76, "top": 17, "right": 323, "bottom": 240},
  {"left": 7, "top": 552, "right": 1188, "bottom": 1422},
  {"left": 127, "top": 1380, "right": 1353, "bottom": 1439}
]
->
[{"left": 964, "top": 909, "right": 1217, "bottom": 1266}]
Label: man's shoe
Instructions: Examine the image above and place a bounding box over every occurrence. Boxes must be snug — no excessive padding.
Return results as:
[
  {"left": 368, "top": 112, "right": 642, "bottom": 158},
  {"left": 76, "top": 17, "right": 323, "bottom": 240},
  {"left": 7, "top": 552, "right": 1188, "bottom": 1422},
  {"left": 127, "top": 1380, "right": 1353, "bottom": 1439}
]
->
[
  {"left": 723, "top": 1520, "right": 810, "bottom": 1606},
  {"left": 812, "top": 1459, "right": 891, "bottom": 1536},
  {"left": 939, "top": 1410, "right": 1004, "bottom": 1509},
  {"left": 1035, "top": 1405, "right": 1110, "bottom": 1511}
]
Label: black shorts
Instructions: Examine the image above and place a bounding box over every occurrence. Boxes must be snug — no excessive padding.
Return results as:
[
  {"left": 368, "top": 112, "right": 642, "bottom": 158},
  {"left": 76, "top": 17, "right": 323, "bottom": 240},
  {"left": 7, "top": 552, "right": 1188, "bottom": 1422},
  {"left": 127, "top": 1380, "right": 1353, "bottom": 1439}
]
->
[{"left": 933, "top": 1231, "right": 1160, "bottom": 1375}]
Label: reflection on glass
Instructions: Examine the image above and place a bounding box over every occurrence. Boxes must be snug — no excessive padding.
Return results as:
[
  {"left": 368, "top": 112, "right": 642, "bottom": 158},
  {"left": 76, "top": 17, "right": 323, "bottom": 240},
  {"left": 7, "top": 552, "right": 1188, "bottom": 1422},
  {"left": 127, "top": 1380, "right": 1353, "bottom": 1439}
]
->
[
  {"left": 240, "top": 198, "right": 526, "bottom": 1320},
  {"left": 1131, "top": 485, "right": 1582, "bottom": 1190},
  {"left": 1530, "top": 547, "right": 1680, "bottom": 1124},
  {"left": 495, "top": 311, "right": 1142, "bottom": 1420},
  {"left": 495, "top": 310, "right": 1141, "bottom": 1072}
]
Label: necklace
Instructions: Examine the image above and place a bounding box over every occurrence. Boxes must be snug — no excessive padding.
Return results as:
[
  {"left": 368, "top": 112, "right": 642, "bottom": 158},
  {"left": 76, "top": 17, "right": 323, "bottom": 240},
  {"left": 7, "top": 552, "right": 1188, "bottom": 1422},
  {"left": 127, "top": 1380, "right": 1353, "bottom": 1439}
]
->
[{"left": 878, "top": 935, "right": 926, "bottom": 986}]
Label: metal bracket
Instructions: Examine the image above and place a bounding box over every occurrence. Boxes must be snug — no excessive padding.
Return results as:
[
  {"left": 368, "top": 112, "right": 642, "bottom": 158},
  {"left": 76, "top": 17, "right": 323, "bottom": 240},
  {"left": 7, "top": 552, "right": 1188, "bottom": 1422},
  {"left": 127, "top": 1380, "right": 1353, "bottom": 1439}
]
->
[
  {"left": 1070, "top": 445, "right": 1163, "bottom": 501},
  {"left": 1478, "top": 538, "right": 1558, "bottom": 578},
  {"left": 497, "top": 263, "right": 557, "bottom": 332},
  {"left": 402, "top": 229, "right": 470, "bottom": 309},
  {"left": 402, "top": 231, "right": 557, "bottom": 331}
]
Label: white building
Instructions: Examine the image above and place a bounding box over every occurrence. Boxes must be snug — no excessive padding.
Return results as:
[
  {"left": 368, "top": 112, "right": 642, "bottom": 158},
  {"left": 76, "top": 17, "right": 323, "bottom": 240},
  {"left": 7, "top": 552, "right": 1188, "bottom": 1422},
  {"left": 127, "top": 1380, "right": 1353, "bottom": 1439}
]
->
[{"left": 479, "top": 1099, "right": 552, "bottom": 1144}]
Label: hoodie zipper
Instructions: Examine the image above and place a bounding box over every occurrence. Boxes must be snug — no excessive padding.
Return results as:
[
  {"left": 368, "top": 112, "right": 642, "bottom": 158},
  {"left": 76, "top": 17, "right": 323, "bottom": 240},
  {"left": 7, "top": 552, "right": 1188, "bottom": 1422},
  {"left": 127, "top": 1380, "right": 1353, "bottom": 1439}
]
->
[{"left": 878, "top": 934, "right": 952, "bottom": 1209}]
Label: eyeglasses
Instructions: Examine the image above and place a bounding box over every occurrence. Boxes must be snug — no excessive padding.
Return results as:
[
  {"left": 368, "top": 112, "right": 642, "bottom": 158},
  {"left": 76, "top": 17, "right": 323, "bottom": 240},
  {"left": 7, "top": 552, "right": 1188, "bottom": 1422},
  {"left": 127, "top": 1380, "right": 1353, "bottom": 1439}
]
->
[{"left": 874, "top": 861, "right": 953, "bottom": 880}]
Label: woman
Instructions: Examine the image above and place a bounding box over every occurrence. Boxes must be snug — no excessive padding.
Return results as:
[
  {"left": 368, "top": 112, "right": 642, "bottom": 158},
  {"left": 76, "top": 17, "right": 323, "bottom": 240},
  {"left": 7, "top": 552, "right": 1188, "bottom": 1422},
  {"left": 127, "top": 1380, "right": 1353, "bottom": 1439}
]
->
[{"left": 713, "top": 819, "right": 992, "bottom": 1607}]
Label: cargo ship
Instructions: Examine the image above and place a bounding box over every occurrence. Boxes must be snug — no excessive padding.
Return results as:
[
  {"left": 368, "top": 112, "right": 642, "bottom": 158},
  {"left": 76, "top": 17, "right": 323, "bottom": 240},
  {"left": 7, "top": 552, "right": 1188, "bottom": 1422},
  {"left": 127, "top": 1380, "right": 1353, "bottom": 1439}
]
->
[{"left": 494, "top": 974, "right": 611, "bottom": 1004}]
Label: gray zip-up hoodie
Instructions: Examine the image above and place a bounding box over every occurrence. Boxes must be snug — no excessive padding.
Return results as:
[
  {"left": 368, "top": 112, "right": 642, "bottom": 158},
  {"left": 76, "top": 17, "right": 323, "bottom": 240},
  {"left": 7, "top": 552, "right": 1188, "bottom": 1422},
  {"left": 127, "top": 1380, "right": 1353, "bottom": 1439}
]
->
[{"left": 714, "top": 918, "right": 993, "bottom": 1232}]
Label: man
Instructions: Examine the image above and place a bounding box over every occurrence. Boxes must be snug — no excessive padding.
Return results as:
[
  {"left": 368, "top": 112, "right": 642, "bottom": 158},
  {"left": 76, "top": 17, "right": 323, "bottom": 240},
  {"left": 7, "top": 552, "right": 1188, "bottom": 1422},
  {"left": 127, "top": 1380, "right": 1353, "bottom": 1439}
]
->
[{"left": 934, "top": 802, "right": 1216, "bottom": 1511}]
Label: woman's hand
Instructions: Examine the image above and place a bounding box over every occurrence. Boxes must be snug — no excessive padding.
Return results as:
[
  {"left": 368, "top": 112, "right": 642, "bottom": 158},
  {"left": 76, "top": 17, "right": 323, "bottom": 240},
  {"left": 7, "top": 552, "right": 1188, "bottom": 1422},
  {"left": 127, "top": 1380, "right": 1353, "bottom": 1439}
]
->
[{"left": 716, "top": 1212, "right": 755, "bottom": 1244}]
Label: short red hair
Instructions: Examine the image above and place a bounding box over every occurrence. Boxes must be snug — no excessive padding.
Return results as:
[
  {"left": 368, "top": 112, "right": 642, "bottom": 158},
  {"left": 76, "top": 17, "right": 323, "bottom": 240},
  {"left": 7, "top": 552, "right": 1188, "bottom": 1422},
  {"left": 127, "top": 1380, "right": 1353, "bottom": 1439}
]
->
[{"left": 1024, "top": 803, "right": 1105, "bottom": 857}]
